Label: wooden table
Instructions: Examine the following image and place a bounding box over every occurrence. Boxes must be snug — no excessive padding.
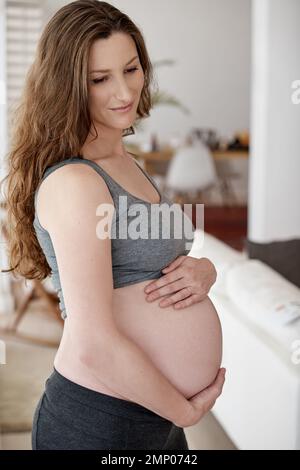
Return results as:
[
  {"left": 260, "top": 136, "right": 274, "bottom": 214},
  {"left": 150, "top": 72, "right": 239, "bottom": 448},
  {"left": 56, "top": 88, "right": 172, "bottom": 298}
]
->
[
  {"left": 212, "top": 150, "right": 249, "bottom": 160},
  {"left": 131, "top": 147, "right": 249, "bottom": 174}
]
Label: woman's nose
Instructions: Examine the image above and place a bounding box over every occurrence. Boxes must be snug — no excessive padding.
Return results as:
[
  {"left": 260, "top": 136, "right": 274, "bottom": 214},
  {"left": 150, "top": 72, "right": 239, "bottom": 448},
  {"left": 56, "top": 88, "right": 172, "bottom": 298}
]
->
[{"left": 114, "top": 78, "right": 132, "bottom": 101}]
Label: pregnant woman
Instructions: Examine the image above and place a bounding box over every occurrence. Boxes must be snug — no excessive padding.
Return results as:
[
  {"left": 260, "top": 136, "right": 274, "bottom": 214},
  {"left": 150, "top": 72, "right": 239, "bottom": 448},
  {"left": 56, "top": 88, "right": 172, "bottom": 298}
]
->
[{"left": 2, "top": 1, "right": 225, "bottom": 450}]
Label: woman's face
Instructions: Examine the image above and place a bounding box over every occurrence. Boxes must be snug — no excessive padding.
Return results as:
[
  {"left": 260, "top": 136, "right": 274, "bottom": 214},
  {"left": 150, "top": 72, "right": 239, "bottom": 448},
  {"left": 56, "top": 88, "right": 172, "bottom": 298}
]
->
[{"left": 87, "top": 32, "right": 145, "bottom": 131}]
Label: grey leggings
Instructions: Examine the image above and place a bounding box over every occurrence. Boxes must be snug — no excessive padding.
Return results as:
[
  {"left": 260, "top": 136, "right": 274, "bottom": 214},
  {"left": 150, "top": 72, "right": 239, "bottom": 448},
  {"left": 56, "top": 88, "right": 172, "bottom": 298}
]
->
[{"left": 31, "top": 367, "right": 189, "bottom": 450}]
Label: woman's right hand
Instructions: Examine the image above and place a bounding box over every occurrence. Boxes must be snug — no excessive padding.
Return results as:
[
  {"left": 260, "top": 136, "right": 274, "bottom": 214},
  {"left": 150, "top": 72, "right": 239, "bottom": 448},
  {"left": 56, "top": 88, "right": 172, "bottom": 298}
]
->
[{"left": 178, "top": 368, "right": 226, "bottom": 428}]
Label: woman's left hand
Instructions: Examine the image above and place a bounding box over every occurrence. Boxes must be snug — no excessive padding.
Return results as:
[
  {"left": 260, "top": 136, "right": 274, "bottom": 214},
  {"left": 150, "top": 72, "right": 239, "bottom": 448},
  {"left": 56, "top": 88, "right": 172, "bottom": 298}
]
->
[{"left": 144, "top": 256, "right": 217, "bottom": 309}]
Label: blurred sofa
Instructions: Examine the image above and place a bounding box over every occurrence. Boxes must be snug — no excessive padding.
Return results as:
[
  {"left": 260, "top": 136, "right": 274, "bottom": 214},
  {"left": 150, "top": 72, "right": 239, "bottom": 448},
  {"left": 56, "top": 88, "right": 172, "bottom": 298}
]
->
[{"left": 189, "top": 229, "right": 300, "bottom": 450}]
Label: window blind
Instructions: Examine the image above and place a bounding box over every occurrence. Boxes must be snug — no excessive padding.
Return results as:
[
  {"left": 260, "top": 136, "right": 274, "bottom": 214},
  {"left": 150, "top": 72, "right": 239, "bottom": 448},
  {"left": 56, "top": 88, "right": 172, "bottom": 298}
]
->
[
  {"left": 6, "top": 0, "right": 43, "bottom": 142},
  {"left": 0, "top": 0, "right": 43, "bottom": 297}
]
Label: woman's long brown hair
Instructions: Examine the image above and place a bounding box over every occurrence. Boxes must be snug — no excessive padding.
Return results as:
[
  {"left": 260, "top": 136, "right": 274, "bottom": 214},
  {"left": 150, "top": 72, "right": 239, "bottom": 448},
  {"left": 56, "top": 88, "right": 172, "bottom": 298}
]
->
[{"left": 0, "top": 0, "right": 156, "bottom": 280}]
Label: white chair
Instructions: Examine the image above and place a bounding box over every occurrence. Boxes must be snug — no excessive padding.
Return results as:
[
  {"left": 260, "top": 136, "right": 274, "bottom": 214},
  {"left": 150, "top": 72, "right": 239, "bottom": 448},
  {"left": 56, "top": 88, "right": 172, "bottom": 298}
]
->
[{"left": 163, "top": 141, "right": 218, "bottom": 204}]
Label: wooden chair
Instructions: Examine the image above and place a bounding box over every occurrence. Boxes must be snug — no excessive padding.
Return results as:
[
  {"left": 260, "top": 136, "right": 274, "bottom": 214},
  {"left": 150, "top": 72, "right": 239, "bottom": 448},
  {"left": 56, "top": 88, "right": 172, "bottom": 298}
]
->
[{"left": 0, "top": 201, "right": 63, "bottom": 347}]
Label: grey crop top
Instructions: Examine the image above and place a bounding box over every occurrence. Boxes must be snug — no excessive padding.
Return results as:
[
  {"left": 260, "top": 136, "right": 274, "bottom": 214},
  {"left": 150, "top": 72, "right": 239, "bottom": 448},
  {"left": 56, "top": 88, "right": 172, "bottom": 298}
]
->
[{"left": 33, "top": 155, "right": 195, "bottom": 320}]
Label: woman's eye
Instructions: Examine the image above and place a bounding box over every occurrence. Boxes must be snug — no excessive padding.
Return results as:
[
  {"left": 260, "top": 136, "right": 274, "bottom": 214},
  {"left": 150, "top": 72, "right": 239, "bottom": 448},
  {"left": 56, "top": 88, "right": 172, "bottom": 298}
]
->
[{"left": 92, "top": 67, "right": 139, "bottom": 84}]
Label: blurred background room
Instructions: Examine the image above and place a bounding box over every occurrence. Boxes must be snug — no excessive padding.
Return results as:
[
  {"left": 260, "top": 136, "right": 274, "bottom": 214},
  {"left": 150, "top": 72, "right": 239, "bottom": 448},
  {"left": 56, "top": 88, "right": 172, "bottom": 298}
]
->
[{"left": 0, "top": 0, "right": 299, "bottom": 450}]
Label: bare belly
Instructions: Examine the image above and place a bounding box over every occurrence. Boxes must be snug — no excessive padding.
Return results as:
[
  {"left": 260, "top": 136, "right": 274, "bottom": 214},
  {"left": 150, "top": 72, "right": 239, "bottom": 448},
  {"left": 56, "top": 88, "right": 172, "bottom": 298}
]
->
[{"left": 54, "top": 279, "right": 223, "bottom": 400}]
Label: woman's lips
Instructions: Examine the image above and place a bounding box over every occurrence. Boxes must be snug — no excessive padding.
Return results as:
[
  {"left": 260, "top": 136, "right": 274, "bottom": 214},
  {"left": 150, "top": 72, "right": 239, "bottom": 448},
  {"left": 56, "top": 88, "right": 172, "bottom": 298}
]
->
[{"left": 110, "top": 102, "right": 133, "bottom": 112}]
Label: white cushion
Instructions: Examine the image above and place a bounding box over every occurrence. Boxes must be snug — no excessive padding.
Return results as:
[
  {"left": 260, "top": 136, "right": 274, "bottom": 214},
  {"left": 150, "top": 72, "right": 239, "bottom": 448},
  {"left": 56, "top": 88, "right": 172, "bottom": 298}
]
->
[{"left": 225, "top": 259, "right": 300, "bottom": 353}]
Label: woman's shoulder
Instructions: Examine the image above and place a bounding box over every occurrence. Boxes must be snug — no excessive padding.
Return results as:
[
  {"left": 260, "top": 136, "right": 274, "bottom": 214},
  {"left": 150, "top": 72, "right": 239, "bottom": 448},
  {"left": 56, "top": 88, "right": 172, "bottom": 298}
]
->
[{"left": 35, "top": 158, "right": 114, "bottom": 232}]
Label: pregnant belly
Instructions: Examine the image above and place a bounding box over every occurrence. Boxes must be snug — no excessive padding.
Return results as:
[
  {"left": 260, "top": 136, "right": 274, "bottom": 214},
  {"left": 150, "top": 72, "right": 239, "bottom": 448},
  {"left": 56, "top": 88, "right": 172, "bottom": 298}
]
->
[
  {"left": 54, "top": 279, "right": 222, "bottom": 400},
  {"left": 112, "top": 280, "right": 223, "bottom": 399}
]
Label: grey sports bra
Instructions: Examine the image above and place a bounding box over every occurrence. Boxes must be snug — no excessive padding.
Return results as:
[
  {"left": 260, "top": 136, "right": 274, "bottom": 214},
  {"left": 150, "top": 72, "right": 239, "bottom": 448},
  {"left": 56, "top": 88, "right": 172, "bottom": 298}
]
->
[{"left": 33, "top": 155, "right": 195, "bottom": 320}]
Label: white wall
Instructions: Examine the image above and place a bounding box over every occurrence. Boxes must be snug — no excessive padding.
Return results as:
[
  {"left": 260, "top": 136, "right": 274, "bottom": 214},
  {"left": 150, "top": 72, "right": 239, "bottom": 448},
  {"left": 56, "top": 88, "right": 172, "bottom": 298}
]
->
[
  {"left": 43, "top": 0, "right": 251, "bottom": 145},
  {"left": 249, "top": 0, "right": 300, "bottom": 242}
]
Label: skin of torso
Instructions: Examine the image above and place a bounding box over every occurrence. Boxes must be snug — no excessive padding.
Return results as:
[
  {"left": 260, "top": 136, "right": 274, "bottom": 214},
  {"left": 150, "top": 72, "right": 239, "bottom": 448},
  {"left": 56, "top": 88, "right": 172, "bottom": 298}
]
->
[
  {"left": 41, "top": 153, "right": 222, "bottom": 400},
  {"left": 54, "top": 282, "right": 222, "bottom": 399}
]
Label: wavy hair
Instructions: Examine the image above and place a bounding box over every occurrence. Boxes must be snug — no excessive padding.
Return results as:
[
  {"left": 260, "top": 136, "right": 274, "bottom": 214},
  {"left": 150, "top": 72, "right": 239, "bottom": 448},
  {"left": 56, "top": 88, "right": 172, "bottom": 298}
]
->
[{"left": 0, "top": 0, "right": 156, "bottom": 280}]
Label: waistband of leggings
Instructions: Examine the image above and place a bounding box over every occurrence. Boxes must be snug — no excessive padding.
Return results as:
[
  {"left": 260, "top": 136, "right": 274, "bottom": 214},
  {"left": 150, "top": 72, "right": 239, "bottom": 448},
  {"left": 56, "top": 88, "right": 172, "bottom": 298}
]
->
[{"left": 45, "top": 367, "right": 171, "bottom": 423}]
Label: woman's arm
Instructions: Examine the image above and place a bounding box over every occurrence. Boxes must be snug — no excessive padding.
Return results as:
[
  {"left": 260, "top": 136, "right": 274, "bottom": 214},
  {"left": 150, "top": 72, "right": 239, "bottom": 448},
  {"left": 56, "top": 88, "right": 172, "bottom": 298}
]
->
[{"left": 43, "top": 163, "right": 193, "bottom": 426}]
